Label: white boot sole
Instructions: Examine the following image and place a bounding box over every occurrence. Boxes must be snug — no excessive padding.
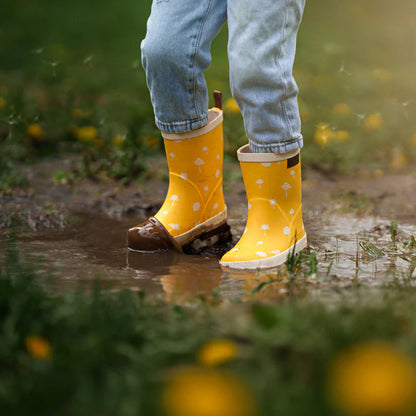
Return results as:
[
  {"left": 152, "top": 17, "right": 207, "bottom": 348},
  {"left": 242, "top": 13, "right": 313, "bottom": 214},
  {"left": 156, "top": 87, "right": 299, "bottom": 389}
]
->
[{"left": 220, "top": 234, "right": 308, "bottom": 271}]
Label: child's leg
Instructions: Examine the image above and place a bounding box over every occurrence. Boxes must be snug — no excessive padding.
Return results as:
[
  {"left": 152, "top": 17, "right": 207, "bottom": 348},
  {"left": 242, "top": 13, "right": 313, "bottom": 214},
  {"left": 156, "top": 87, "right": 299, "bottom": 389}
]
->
[
  {"left": 227, "top": 0, "right": 305, "bottom": 154},
  {"left": 141, "top": 0, "right": 227, "bottom": 133},
  {"left": 221, "top": 0, "right": 307, "bottom": 270}
]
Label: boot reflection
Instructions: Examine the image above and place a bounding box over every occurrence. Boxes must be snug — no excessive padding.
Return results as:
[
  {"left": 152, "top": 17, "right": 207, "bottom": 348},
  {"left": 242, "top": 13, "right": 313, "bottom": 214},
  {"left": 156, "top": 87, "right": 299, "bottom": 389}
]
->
[{"left": 160, "top": 263, "right": 222, "bottom": 302}]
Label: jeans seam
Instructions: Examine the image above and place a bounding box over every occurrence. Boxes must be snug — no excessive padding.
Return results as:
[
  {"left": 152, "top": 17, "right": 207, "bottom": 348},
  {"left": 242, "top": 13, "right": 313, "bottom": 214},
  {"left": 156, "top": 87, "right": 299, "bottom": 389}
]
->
[
  {"left": 191, "top": 0, "right": 214, "bottom": 118},
  {"left": 275, "top": 0, "right": 295, "bottom": 139}
]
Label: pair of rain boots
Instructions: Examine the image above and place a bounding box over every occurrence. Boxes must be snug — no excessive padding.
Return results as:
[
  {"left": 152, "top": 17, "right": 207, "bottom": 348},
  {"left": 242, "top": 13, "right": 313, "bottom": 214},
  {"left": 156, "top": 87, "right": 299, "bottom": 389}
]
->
[{"left": 128, "top": 95, "right": 307, "bottom": 270}]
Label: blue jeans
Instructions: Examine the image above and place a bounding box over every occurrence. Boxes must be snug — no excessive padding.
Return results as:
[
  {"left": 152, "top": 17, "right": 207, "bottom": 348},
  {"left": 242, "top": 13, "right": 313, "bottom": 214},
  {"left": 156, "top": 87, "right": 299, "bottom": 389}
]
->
[{"left": 141, "top": 0, "right": 305, "bottom": 154}]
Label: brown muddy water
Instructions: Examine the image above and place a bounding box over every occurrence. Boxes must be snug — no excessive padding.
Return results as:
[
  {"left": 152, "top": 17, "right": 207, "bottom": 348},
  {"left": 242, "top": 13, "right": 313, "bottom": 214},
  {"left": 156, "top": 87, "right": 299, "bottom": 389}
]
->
[{"left": 1, "top": 208, "right": 416, "bottom": 302}]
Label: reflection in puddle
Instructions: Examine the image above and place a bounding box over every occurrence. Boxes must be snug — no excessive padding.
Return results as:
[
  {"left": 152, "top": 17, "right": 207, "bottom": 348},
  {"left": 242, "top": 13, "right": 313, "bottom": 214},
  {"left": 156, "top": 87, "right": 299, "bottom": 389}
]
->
[{"left": 0, "top": 211, "right": 415, "bottom": 301}]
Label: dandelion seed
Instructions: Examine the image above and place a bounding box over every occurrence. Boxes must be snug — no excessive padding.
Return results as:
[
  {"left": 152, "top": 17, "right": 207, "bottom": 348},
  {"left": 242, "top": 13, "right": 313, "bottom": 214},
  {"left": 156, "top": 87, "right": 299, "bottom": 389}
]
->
[
  {"left": 248, "top": 202, "right": 252, "bottom": 210},
  {"left": 290, "top": 170, "right": 295, "bottom": 176},
  {"left": 202, "top": 146, "right": 208, "bottom": 152},
  {"left": 168, "top": 224, "right": 180, "bottom": 231},
  {"left": 169, "top": 152, "right": 176, "bottom": 159},
  {"left": 283, "top": 226, "right": 290, "bottom": 235},
  {"left": 192, "top": 202, "right": 200, "bottom": 212},
  {"left": 215, "top": 169, "right": 220, "bottom": 178},
  {"left": 256, "top": 179, "right": 264, "bottom": 188},
  {"left": 270, "top": 199, "right": 276, "bottom": 209},
  {"left": 213, "top": 202, "right": 219, "bottom": 210},
  {"left": 261, "top": 163, "right": 271, "bottom": 167},
  {"left": 289, "top": 208, "right": 295, "bottom": 220},
  {"left": 180, "top": 172, "right": 188, "bottom": 180},
  {"left": 270, "top": 250, "right": 281, "bottom": 255},
  {"left": 257, "top": 241, "right": 264, "bottom": 245},
  {"left": 256, "top": 251, "right": 267, "bottom": 258}
]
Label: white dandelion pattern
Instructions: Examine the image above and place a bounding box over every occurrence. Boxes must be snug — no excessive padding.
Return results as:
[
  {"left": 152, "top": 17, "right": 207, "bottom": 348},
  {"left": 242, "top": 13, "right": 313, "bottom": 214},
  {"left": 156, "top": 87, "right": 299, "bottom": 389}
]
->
[
  {"left": 256, "top": 179, "right": 264, "bottom": 189},
  {"left": 170, "top": 195, "right": 179, "bottom": 206},
  {"left": 202, "top": 146, "right": 208, "bottom": 153},
  {"left": 256, "top": 251, "right": 268, "bottom": 258},
  {"left": 215, "top": 169, "right": 220, "bottom": 178},
  {"left": 260, "top": 224, "right": 270, "bottom": 236},
  {"left": 169, "top": 152, "right": 175, "bottom": 159},
  {"left": 213, "top": 202, "right": 219, "bottom": 211},
  {"left": 290, "top": 170, "right": 295, "bottom": 176},
  {"left": 270, "top": 199, "right": 276, "bottom": 209},
  {"left": 168, "top": 224, "right": 180, "bottom": 231},
  {"left": 289, "top": 208, "right": 295, "bottom": 220},
  {"left": 283, "top": 226, "right": 290, "bottom": 235},
  {"left": 282, "top": 182, "right": 292, "bottom": 197},
  {"left": 194, "top": 158, "right": 205, "bottom": 172},
  {"left": 193, "top": 202, "right": 200, "bottom": 212},
  {"left": 180, "top": 172, "right": 188, "bottom": 180},
  {"left": 261, "top": 163, "right": 271, "bottom": 167}
]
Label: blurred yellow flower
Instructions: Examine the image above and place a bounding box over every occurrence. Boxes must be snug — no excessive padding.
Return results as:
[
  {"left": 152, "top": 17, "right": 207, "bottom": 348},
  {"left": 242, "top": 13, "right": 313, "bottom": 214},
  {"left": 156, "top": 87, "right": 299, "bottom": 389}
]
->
[
  {"left": 77, "top": 126, "right": 98, "bottom": 142},
  {"left": 373, "top": 168, "right": 383, "bottom": 178},
  {"left": 224, "top": 97, "right": 240, "bottom": 114},
  {"left": 27, "top": 123, "right": 45, "bottom": 140},
  {"left": 25, "top": 335, "right": 51, "bottom": 360},
  {"left": 112, "top": 135, "right": 126, "bottom": 148},
  {"left": 142, "top": 135, "right": 160, "bottom": 148},
  {"left": 335, "top": 130, "right": 350, "bottom": 142},
  {"left": 327, "top": 342, "right": 416, "bottom": 416},
  {"left": 411, "top": 134, "right": 416, "bottom": 147},
  {"left": 162, "top": 367, "right": 257, "bottom": 416},
  {"left": 333, "top": 103, "right": 351, "bottom": 116},
  {"left": 372, "top": 68, "right": 392, "bottom": 82},
  {"left": 314, "top": 123, "right": 334, "bottom": 146},
  {"left": 390, "top": 148, "right": 408, "bottom": 168},
  {"left": 0, "top": 96, "right": 6, "bottom": 110},
  {"left": 198, "top": 339, "right": 238, "bottom": 367},
  {"left": 364, "top": 113, "right": 382, "bottom": 132},
  {"left": 72, "top": 108, "right": 92, "bottom": 119}
]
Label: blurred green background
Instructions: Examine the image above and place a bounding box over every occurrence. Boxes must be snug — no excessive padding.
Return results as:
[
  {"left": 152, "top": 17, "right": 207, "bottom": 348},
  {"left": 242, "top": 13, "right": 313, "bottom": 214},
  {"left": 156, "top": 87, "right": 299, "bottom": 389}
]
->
[{"left": 1, "top": 0, "right": 416, "bottom": 188}]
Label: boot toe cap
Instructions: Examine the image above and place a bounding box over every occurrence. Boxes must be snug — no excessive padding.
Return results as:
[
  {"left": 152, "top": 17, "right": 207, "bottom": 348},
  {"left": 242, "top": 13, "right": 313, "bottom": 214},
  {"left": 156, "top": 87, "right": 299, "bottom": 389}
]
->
[{"left": 127, "top": 217, "right": 182, "bottom": 252}]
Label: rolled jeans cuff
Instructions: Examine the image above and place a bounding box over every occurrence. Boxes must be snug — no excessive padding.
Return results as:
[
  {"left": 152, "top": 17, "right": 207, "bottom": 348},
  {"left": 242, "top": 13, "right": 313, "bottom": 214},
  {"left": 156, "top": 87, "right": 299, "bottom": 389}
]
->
[
  {"left": 249, "top": 136, "right": 303, "bottom": 154},
  {"left": 155, "top": 114, "right": 209, "bottom": 134}
]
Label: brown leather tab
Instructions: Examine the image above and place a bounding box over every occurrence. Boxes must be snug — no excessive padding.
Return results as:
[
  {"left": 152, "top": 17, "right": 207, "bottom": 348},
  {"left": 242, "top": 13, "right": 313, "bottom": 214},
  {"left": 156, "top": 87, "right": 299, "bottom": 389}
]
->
[
  {"left": 213, "top": 90, "right": 222, "bottom": 110},
  {"left": 287, "top": 153, "right": 300, "bottom": 168},
  {"left": 127, "top": 217, "right": 182, "bottom": 253}
]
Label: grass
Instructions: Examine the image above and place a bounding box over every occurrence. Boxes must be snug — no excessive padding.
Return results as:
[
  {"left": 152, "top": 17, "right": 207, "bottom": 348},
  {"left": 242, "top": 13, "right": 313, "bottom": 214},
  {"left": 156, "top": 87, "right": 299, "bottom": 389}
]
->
[
  {"left": 3, "top": 233, "right": 416, "bottom": 416},
  {"left": 1, "top": 0, "right": 416, "bottom": 191}
]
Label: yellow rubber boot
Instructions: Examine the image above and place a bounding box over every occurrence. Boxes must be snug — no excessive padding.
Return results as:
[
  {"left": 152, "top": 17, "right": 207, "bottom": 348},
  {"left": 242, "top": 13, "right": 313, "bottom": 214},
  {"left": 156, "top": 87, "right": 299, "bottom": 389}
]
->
[
  {"left": 128, "top": 100, "right": 229, "bottom": 252},
  {"left": 220, "top": 144, "right": 307, "bottom": 270}
]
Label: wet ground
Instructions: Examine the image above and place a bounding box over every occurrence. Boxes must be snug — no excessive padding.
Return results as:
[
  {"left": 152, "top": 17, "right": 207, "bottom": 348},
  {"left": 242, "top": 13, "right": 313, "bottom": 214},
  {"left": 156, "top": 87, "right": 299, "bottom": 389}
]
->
[{"left": 1, "top": 158, "right": 416, "bottom": 302}]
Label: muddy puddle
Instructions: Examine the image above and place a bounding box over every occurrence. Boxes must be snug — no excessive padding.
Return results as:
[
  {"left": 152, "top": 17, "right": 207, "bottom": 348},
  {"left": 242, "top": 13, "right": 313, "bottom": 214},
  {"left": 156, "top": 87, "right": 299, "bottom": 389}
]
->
[{"left": 1, "top": 207, "right": 415, "bottom": 302}]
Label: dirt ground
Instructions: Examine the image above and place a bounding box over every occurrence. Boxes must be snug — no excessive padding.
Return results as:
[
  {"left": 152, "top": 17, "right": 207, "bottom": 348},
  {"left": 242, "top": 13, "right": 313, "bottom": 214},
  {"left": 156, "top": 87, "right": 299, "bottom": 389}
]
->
[{"left": 1, "top": 157, "right": 415, "bottom": 301}]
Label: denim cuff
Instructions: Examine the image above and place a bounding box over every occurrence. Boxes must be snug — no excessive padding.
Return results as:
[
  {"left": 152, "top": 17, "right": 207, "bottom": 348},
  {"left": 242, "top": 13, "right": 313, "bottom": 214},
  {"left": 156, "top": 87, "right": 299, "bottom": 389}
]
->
[
  {"left": 248, "top": 136, "right": 303, "bottom": 154},
  {"left": 155, "top": 114, "right": 209, "bottom": 134}
]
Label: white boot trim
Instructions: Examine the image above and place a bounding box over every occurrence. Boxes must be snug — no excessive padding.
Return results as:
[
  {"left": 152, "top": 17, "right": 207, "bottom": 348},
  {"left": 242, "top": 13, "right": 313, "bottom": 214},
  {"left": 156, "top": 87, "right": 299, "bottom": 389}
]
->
[
  {"left": 162, "top": 109, "right": 223, "bottom": 141},
  {"left": 237, "top": 144, "right": 300, "bottom": 163},
  {"left": 174, "top": 209, "right": 227, "bottom": 246},
  {"left": 220, "top": 234, "right": 307, "bottom": 271}
]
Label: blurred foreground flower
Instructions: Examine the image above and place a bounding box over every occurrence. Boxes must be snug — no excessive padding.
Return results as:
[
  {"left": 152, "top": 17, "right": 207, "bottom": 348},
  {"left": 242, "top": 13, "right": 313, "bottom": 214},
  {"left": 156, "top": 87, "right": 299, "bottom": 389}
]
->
[
  {"left": 224, "top": 97, "right": 240, "bottom": 114},
  {"left": 162, "top": 367, "right": 257, "bottom": 416},
  {"left": 333, "top": 103, "right": 351, "bottom": 116},
  {"left": 77, "top": 126, "right": 98, "bottom": 143},
  {"left": 0, "top": 96, "right": 6, "bottom": 110},
  {"left": 25, "top": 335, "right": 51, "bottom": 360},
  {"left": 198, "top": 339, "right": 238, "bottom": 367},
  {"left": 335, "top": 130, "right": 350, "bottom": 142},
  {"left": 27, "top": 123, "right": 45, "bottom": 141},
  {"left": 327, "top": 342, "right": 416, "bottom": 416},
  {"left": 364, "top": 113, "right": 382, "bottom": 132}
]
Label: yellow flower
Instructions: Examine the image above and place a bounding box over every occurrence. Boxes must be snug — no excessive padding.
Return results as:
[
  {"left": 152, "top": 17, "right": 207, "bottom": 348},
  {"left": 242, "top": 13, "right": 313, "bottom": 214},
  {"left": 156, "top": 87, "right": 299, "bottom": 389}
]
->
[
  {"left": 333, "top": 103, "right": 351, "bottom": 116},
  {"left": 25, "top": 335, "right": 51, "bottom": 360},
  {"left": 0, "top": 96, "right": 6, "bottom": 110},
  {"left": 390, "top": 148, "right": 408, "bottom": 168},
  {"left": 314, "top": 123, "right": 334, "bottom": 146},
  {"left": 112, "top": 135, "right": 126, "bottom": 148},
  {"left": 72, "top": 108, "right": 91, "bottom": 119},
  {"left": 327, "top": 342, "right": 416, "bottom": 416},
  {"left": 372, "top": 68, "right": 392, "bottom": 82},
  {"left": 142, "top": 135, "right": 160, "bottom": 149},
  {"left": 198, "top": 339, "right": 238, "bottom": 367},
  {"left": 364, "top": 113, "right": 382, "bottom": 132},
  {"left": 162, "top": 367, "right": 257, "bottom": 416},
  {"left": 335, "top": 130, "right": 350, "bottom": 142},
  {"left": 373, "top": 169, "right": 383, "bottom": 178},
  {"left": 77, "top": 126, "right": 98, "bottom": 142},
  {"left": 224, "top": 97, "right": 240, "bottom": 114},
  {"left": 27, "top": 123, "right": 45, "bottom": 140},
  {"left": 411, "top": 134, "right": 416, "bottom": 146}
]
